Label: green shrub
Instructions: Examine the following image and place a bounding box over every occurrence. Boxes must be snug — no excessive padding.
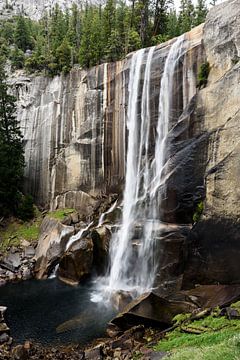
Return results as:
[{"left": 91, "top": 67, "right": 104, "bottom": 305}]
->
[
  {"left": 193, "top": 201, "right": 204, "bottom": 223},
  {"left": 17, "top": 194, "right": 35, "bottom": 221},
  {"left": 9, "top": 46, "right": 25, "bottom": 69},
  {"left": 197, "top": 62, "right": 210, "bottom": 89}
]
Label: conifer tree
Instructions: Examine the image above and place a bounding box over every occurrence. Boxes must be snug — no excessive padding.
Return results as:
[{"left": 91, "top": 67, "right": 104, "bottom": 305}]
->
[
  {"left": 14, "top": 15, "right": 32, "bottom": 52},
  {"left": 194, "top": 0, "right": 208, "bottom": 26},
  {"left": 0, "top": 60, "right": 24, "bottom": 216},
  {"left": 178, "top": 0, "right": 195, "bottom": 33}
]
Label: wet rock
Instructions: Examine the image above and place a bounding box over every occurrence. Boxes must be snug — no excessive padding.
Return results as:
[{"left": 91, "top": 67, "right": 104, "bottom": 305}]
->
[
  {"left": 0, "top": 279, "right": 6, "bottom": 287},
  {"left": 58, "top": 238, "right": 93, "bottom": 285},
  {"left": 34, "top": 216, "right": 74, "bottom": 279},
  {"left": 22, "top": 267, "right": 32, "bottom": 280},
  {"left": 12, "top": 345, "right": 28, "bottom": 360},
  {"left": 91, "top": 226, "right": 111, "bottom": 274},
  {"left": 106, "top": 323, "right": 122, "bottom": 338},
  {"left": 110, "top": 291, "right": 133, "bottom": 311},
  {"left": 0, "top": 333, "right": 9, "bottom": 344},
  {"left": 0, "top": 323, "right": 9, "bottom": 334},
  {"left": 5, "top": 271, "right": 16, "bottom": 281},
  {"left": 23, "top": 341, "right": 32, "bottom": 351},
  {"left": 0, "top": 306, "right": 7, "bottom": 321}
]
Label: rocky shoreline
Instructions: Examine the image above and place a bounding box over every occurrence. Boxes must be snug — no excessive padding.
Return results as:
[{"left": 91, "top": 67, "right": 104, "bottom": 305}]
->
[{"left": 0, "top": 307, "right": 166, "bottom": 360}]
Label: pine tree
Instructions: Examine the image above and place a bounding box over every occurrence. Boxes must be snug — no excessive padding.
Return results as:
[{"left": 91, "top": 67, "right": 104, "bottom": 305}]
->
[
  {"left": 194, "top": 0, "right": 208, "bottom": 26},
  {"left": 152, "top": 0, "right": 173, "bottom": 36},
  {"left": 14, "top": 15, "right": 32, "bottom": 52},
  {"left": 178, "top": 0, "right": 195, "bottom": 33},
  {"left": 56, "top": 37, "right": 72, "bottom": 73},
  {"left": 167, "top": 9, "right": 180, "bottom": 38},
  {"left": 0, "top": 60, "right": 25, "bottom": 216}
]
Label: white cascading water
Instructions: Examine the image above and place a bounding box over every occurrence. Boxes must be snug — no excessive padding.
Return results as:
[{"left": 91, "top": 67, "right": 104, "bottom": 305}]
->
[
  {"left": 65, "top": 221, "right": 94, "bottom": 251},
  {"left": 106, "top": 34, "right": 186, "bottom": 296},
  {"left": 97, "top": 200, "right": 118, "bottom": 228}
]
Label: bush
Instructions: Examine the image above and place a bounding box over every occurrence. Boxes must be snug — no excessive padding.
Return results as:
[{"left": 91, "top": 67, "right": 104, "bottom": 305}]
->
[
  {"left": 197, "top": 61, "right": 210, "bottom": 89},
  {"left": 17, "top": 194, "right": 35, "bottom": 221},
  {"left": 193, "top": 201, "right": 204, "bottom": 223},
  {"left": 10, "top": 47, "right": 25, "bottom": 69}
]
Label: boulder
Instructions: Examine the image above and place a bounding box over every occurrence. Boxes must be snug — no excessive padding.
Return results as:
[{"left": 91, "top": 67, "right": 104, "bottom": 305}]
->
[
  {"left": 34, "top": 216, "right": 74, "bottom": 279},
  {"left": 0, "top": 322, "right": 9, "bottom": 334},
  {"left": 58, "top": 237, "right": 93, "bottom": 285},
  {"left": 0, "top": 333, "right": 9, "bottom": 345},
  {"left": 23, "top": 246, "right": 35, "bottom": 258},
  {"left": 110, "top": 291, "right": 134, "bottom": 311},
  {"left": 111, "top": 292, "right": 197, "bottom": 330},
  {"left": 1, "top": 253, "right": 21, "bottom": 271},
  {"left": 91, "top": 226, "right": 111, "bottom": 274}
]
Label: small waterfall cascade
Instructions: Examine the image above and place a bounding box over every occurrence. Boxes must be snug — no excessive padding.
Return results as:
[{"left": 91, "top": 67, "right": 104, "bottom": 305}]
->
[
  {"left": 65, "top": 221, "right": 94, "bottom": 251},
  {"left": 107, "top": 34, "right": 187, "bottom": 295},
  {"left": 97, "top": 200, "right": 118, "bottom": 228}
]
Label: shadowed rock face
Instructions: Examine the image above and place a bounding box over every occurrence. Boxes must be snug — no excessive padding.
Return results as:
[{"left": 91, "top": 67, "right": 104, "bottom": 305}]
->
[{"left": 14, "top": 0, "right": 240, "bottom": 289}]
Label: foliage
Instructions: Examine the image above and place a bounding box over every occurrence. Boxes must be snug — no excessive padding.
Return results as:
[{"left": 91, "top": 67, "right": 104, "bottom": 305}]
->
[
  {"left": 14, "top": 15, "right": 33, "bottom": 52},
  {"left": 155, "top": 307, "right": 240, "bottom": 360},
  {"left": 17, "top": 194, "right": 35, "bottom": 221},
  {"left": 197, "top": 61, "right": 210, "bottom": 89},
  {"left": 9, "top": 47, "right": 25, "bottom": 69},
  {"left": 47, "top": 208, "right": 76, "bottom": 221},
  {"left": 0, "top": 60, "right": 25, "bottom": 217},
  {"left": 193, "top": 200, "right": 204, "bottom": 223},
  {"left": 0, "top": 0, "right": 211, "bottom": 73},
  {"left": 0, "top": 213, "right": 42, "bottom": 253}
]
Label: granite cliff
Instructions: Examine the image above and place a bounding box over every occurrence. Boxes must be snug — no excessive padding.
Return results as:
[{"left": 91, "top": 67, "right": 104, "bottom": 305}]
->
[{"left": 12, "top": 0, "right": 240, "bottom": 288}]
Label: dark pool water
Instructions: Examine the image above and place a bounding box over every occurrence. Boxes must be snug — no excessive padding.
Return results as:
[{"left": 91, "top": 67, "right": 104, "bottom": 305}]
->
[{"left": 0, "top": 279, "right": 116, "bottom": 346}]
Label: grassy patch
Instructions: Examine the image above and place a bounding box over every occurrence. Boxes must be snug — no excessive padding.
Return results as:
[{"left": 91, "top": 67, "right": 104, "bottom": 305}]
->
[
  {"left": 0, "top": 210, "right": 42, "bottom": 253},
  {"left": 168, "top": 334, "right": 240, "bottom": 360},
  {"left": 155, "top": 307, "right": 240, "bottom": 360},
  {"left": 47, "top": 208, "right": 76, "bottom": 221}
]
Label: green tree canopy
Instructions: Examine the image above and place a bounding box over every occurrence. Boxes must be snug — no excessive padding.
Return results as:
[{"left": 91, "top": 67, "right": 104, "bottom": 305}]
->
[{"left": 0, "top": 59, "right": 25, "bottom": 216}]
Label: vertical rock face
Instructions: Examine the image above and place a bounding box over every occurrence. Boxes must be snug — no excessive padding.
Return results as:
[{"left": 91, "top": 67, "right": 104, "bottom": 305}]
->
[
  {"left": 15, "top": 25, "right": 204, "bottom": 214},
  {"left": 16, "top": 63, "right": 126, "bottom": 211},
  {"left": 183, "top": 0, "right": 240, "bottom": 287}
]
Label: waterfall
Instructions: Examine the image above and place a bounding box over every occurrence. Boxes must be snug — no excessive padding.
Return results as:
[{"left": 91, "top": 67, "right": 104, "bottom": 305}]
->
[{"left": 106, "top": 34, "right": 187, "bottom": 296}]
